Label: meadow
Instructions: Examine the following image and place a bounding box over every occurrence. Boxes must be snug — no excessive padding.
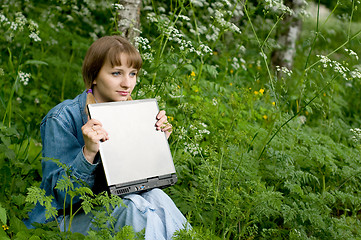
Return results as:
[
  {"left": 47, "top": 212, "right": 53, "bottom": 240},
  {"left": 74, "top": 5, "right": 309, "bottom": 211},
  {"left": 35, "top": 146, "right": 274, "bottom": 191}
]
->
[{"left": 1, "top": 0, "right": 361, "bottom": 239}]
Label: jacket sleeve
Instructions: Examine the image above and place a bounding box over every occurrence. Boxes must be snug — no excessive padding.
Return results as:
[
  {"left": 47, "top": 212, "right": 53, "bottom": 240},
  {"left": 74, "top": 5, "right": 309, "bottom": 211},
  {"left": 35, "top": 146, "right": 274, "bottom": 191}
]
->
[{"left": 40, "top": 115, "right": 98, "bottom": 210}]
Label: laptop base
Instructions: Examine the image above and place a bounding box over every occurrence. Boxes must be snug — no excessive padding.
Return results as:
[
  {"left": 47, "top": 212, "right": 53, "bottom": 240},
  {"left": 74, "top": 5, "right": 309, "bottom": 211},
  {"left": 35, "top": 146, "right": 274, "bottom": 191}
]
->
[{"left": 109, "top": 173, "right": 178, "bottom": 197}]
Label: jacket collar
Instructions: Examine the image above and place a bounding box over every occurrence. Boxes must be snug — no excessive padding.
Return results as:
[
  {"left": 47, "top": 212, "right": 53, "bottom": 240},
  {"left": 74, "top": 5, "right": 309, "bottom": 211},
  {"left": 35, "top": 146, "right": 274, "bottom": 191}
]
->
[{"left": 79, "top": 90, "right": 88, "bottom": 126}]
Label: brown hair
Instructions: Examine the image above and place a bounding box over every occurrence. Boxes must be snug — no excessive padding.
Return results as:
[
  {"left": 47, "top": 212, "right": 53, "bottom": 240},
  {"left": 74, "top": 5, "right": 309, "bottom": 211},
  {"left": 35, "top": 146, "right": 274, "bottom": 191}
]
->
[{"left": 82, "top": 35, "right": 142, "bottom": 106}]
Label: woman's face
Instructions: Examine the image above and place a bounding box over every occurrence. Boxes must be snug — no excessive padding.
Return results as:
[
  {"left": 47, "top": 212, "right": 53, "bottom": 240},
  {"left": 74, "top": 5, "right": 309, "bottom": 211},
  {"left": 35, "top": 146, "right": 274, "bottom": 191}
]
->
[{"left": 93, "top": 54, "right": 138, "bottom": 102}]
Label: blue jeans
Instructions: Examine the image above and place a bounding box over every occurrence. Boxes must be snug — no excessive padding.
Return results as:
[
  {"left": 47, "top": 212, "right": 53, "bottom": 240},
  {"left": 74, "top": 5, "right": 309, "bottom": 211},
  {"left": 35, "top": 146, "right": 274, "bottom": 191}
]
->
[{"left": 60, "top": 188, "right": 189, "bottom": 239}]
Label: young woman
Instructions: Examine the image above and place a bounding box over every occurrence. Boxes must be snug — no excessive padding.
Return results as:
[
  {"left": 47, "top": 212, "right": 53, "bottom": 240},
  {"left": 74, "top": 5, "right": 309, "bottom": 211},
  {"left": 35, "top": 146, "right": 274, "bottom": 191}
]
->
[{"left": 25, "top": 36, "right": 188, "bottom": 239}]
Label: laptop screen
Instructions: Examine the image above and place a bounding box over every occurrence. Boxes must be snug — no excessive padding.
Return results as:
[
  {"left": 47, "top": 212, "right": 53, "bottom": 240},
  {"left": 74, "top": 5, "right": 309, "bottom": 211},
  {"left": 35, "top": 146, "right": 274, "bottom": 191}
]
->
[{"left": 88, "top": 99, "right": 176, "bottom": 187}]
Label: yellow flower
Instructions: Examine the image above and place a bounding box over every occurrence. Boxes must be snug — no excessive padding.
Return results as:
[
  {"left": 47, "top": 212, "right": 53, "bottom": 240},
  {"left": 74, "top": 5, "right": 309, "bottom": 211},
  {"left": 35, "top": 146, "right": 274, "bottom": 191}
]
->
[
  {"left": 194, "top": 89, "right": 199, "bottom": 93},
  {"left": 191, "top": 71, "right": 196, "bottom": 77},
  {"left": 177, "top": 85, "right": 180, "bottom": 88},
  {"left": 168, "top": 116, "right": 174, "bottom": 122},
  {"left": 2, "top": 225, "right": 9, "bottom": 231},
  {"left": 229, "top": 83, "right": 233, "bottom": 86},
  {"left": 254, "top": 91, "right": 259, "bottom": 95},
  {"left": 230, "top": 69, "right": 234, "bottom": 74},
  {"left": 213, "top": 51, "right": 218, "bottom": 55},
  {"left": 272, "top": 101, "right": 275, "bottom": 106},
  {"left": 323, "top": 93, "right": 326, "bottom": 97},
  {"left": 263, "top": 115, "right": 268, "bottom": 120},
  {"left": 259, "top": 88, "right": 264, "bottom": 94}
]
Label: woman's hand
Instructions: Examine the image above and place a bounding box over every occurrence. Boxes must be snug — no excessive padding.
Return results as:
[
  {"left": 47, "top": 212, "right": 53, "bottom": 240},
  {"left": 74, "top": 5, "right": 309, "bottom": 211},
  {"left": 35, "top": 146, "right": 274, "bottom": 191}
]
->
[
  {"left": 81, "top": 119, "right": 109, "bottom": 164},
  {"left": 156, "top": 110, "right": 173, "bottom": 139}
]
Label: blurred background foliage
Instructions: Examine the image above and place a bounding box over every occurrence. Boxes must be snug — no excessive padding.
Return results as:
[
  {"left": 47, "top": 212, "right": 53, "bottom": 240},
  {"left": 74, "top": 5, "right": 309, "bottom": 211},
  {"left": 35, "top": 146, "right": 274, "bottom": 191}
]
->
[{"left": 1, "top": 0, "right": 361, "bottom": 239}]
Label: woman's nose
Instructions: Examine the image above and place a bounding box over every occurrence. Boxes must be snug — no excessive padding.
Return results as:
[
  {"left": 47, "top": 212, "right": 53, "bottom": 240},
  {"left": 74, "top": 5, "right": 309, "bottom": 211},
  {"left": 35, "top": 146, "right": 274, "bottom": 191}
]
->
[{"left": 120, "top": 75, "right": 131, "bottom": 88}]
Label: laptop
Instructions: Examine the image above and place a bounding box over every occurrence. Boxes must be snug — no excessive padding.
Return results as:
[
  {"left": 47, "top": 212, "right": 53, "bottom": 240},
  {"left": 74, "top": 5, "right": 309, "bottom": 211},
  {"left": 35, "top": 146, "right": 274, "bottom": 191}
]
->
[{"left": 87, "top": 99, "right": 177, "bottom": 197}]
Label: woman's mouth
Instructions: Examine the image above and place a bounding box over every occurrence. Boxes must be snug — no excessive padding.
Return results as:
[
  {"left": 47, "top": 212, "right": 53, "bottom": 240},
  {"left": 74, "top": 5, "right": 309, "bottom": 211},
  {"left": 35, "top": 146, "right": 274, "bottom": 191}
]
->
[{"left": 117, "top": 91, "right": 129, "bottom": 96}]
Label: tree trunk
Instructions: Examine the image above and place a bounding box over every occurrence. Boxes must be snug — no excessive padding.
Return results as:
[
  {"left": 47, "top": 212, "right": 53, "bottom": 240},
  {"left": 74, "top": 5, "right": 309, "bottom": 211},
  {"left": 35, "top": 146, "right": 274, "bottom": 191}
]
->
[
  {"left": 271, "top": 0, "right": 305, "bottom": 70},
  {"left": 117, "top": 0, "right": 142, "bottom": 45}
]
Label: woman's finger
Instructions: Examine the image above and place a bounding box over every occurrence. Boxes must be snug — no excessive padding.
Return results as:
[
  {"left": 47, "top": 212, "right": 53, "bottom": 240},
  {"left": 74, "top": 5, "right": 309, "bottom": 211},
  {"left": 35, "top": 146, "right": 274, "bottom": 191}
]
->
[
  {"left": 156, "top": 115, "right": 168, "bottom": 129},
  {"left": 162, "top": 124, "right": 173, "bottom": 132},
  {"left": 156, "top": 110, "right": 166, "bottom": 120}
]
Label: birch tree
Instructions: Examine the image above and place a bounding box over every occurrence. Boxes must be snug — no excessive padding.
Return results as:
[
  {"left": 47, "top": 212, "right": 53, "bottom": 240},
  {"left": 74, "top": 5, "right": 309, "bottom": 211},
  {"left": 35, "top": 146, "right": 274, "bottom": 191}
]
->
[
  {"left": 271, "top": 0, "right": 306, "bottom": 70},
  {"left": 116, "top": 0, "right": 142, "bottom": 45}
]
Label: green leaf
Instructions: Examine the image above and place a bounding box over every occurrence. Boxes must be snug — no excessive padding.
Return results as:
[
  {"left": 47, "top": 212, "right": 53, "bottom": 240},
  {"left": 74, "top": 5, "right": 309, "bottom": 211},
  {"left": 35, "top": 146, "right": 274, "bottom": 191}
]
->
[
  {"left": 24, "top": 60, "right": 48, "bottom": 66},
  {"left": 9, "top": 216, "right": 28, "bottom": 233},
  {"left": 0, "top": 204, "right": 7, "bottom": 225},
  {"left": 29, "top": 236, "right": 41, "bottom": 240},
  {"left": 203, "top": 64, "right": 218, "bottom": 78},
  {"left": 0, "top": 136, "right": 10, "bottom": 146},
  {"left": 0, "top": 226, "right": 10, "bottom": 240}
]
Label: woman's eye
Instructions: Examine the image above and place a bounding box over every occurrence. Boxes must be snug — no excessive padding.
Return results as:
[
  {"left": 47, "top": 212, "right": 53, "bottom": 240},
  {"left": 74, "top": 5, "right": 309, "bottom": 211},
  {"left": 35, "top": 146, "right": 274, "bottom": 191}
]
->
[
  {"left": 130, "top": 72, "right": 137, "bottom": 77},
  {"left": 112, "top": 72, "right": 121, "bottom": 76}
]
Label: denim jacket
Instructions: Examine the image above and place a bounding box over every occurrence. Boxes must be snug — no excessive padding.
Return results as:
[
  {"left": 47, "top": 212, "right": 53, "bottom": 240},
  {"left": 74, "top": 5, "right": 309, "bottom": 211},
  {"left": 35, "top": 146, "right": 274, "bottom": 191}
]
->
[
  {"left": 24, "top": 91, "right": 190, "bottom": 238},
  {"left": 25, "top": 91, "right": 105, "bottom": 228}
]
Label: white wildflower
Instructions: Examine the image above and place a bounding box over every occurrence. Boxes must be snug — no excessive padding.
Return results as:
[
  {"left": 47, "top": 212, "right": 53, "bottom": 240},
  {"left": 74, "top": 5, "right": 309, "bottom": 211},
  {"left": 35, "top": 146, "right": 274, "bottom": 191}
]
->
[
  {"left": 134, "top": 36, "right": 151, "bottom": 51},
  {"left": 158, "top": 7, "right": 166, "bottom": 13},
  {"left": 199, "top": 129, "right": 210, "bottom": 135},
  {"left": 146, "top": 12, "right": 158, "bottom": 23},
  {"left": 10, "top": 22, "right": 18, "bottom": 31},
  {"left": 276, "top": 66, "right": 293, "bottom": 76},
  {"left": 212, "top": 98, "right": 218, "bottom": 106},
  {"left": 112, "top": 3, "right": 125, "bottom": 10},
  {"left": 317, "top": 55, "right": 351, "bottom": 80},
  {"left": 345, "top": 48, "right": 359, "bottom": 60},
  {"left": 350, "top": 69, "right": 361, "bottom": 79},
  {"left": 184, "top": 142, "right": 200, "bottom": 156},
  {"left": 317, "top": 55, "right": 331, "bottom": 64},
  {"left": 191, "top": 0, "right": 208, "bottom": 7},
  {"left": 231, "top": 57, "right": 240, "bottom": 70},
  {"left": 178, "top": 15, "right": 191, "bottom": 21},
  {"left": 0, "top": 14, "right": 9, "bottom": 23},
  {"left": 200, "top": 122, "right": 207, "bottom": 128},
  {"left": 28, "top": 20, "right": 39, "bottom": 32},
  {"left": 178, "top": 126, "right": 188, "bottom": 140},
  {"left": 18, "top": 71, "right": 31, "bottom": 85},
  {"left": 206, "top": 25, "right": 220, "bottom": 42},
  {"left": 298, "top": 115, "right": 306, "bottom": 125},
  {"left": 57, "top": 21, "right": 64, "bottom": 29},
  {"left": 264, "top": 0, "right": 293, "bottom": 14},
  {"left": 29, "top": 32, "right": 41, "bottom": 42},
  {"left": 212, "top": 2, "right": 224, "bottom": 8},
  {"left": 260, "top": 52, "right": 267, "bottom": 60},
  {"left": 214, "top": 10, "right": 241, "bottom": 34},
  {"left": 15, "top": 12, "right": 27, "bottom": 31},
  {"left": 143, "top": 6, "right": 153, "bottom": 11},
  {"left": 350, "top": 128, "right": 361, "bottom": 143},
  {"left": 222, "top": 0, "right": 231, "bottom": 7},
  {"left": 178, "top": 102, "right": 188, "bottom": 110},
  {"left": 142, "top": 52, "right": 153, "bottom": 62},
  {"left": 199, "top": 44, "right": 213, "bottom": 55}
]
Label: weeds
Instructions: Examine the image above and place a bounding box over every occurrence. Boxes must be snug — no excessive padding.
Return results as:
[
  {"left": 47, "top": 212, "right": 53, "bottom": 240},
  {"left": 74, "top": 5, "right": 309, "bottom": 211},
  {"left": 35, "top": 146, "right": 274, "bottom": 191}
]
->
[{"left": 1, "top": 0, "right": 361, "bottom": 239}]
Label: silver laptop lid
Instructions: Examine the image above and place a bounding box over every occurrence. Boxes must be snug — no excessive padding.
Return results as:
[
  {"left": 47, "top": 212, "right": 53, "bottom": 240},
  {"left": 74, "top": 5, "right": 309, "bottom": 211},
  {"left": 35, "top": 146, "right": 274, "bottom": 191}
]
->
[{"left": 88, "top": 99, "right": 176, "bottom": 186}]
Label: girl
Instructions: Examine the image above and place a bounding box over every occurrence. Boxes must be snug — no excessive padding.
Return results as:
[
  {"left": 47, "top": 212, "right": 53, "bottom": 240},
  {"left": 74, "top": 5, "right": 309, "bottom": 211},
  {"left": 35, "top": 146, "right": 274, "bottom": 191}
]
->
[{"left": 25, "top": 36, "right": 188, "bottom": 239}]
